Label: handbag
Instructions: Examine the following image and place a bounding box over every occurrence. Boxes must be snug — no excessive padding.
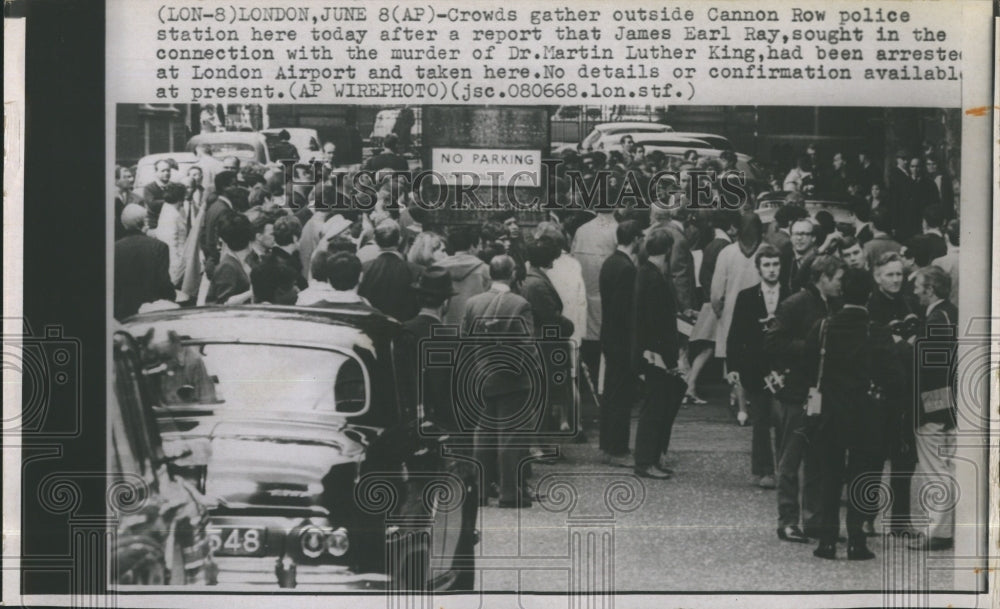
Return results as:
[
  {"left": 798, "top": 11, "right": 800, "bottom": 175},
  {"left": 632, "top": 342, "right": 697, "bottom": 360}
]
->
[
  {"left": 920, "top": 308, "right": 955, "bottom": 414},
  {"left": 805, "top": 319, "right": 827, "bottom": 416}
]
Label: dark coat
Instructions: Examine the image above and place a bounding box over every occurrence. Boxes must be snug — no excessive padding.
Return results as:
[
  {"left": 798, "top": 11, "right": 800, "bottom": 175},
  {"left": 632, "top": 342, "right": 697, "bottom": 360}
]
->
[
  {"left": 205, "top": 253, "right": 250, "bottom": 304},
  {"left": 632, "top": 260, "right": 679, "bottom": 371},
  {"left": 359, "top": 251, "right": 420, "bottom": 322},
  {"left": 764, "top": 283, "right": 834, "bottom": 404},
  {"left": 698, "top": 237, "right": 730, "bottom": 303},
  {"left": 267, "top": 247, "right": 308, "bottom": 289},
  {"left": 599, "top": 250, "right": 637, "bottom": 361},
  {"left": 663, "top": 222, "right": 697, "bottom": 312},
  {"left": 780, "top": 249, "right": 816, "bottom": 294},
  {"left": 401, "top": 313, "right": 456, "bottom": 429},
  {"left": 199, "top": 196, "right": 233, "bottom": 274},
  {"left": 727, "top": 282, "right": 791, "bottom": 392},
  {"left": 856, "top": 224, "right": 875, "bottom": 247},
  {"left": 891, "top": 175, "right": 937, "bottom": 243},
  {"left": 803, "top": 306, "right": 903, "bottom": 451},
  {"left": 365, "top": 152, "right": 409, "bottom": 173},
  {"left": 114, "top": 231, "right": 175, "bottom": 319},
  {"left": 517, "top": 267, "right": 574, "bottom": 338},
  {"left": 461, "top": 288, "right": 535, "bottom": 397},
  {"left": 142, "top": 181, "right": 169, "bottom": 230},
  {"left": 916, "top": 299, "right": 958, "bottom": 429}
]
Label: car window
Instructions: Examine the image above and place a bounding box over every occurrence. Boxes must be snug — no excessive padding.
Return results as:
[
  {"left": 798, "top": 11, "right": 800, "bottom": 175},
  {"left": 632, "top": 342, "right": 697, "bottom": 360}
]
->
[
  {"left": 152, "top": 343, "right": 365, "bottom": 413},
  {"left": 204, "top": 143, "right": 257, "bottom": 162}
]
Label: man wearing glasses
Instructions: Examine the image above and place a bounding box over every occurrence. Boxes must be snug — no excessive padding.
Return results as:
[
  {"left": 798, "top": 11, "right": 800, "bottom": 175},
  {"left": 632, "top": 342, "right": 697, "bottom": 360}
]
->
[{"left": 780, "top": 218, "right": 818, "bottom": 293}]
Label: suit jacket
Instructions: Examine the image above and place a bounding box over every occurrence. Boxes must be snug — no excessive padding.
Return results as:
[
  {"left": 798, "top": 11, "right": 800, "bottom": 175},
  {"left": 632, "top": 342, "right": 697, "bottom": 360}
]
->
[
  {"left": 764, "top": 283, "right": 834, "bottom": 404},
  {"left": 856, "top": 223, "right": 875, "bottom": 247},
  {"left": 930, "top": 173, "right": 956, "bottom": 218},
  {"left": 632, "top": 260, "right": 679, "bottom": 371},
  {"left": 205, "top": 253, "right": 250, "bottom": 304},
  {"left": 142, "top": 181, "right": 169, "bottom": 230},
  {"left": 114, "top": 231, "right": 176, "bottom": 319},
  {"left": 780, "top": 249, "right": 816, "bottom": 294},
  {"left": 199, "top": 196, "right": 233, "bottom": 273},
  {"left": 663, "top": 221, "right": 697, "bottom": 312},
  {"left": 461, "top": 287, "right": 535, "bottom": 397},
  {"left": 727, "top": 283, "right": 791, "bottom": 392},
  {"left": 599, "top": 250, "right": 637, "bottom": 360},
  {"left": 803, "top": 306, "right": 903, "bottom": 450},
  {"left": 698, "top": 236, "right": 731, "bottom": 302},
  {"left": 359, "top": 250, "right": 420, "bottom": 322},
  {"left": 268, "top": 247, "right": 308, "bottom": 289},
  {"left": 518, "top": 267, "right": 573, "bottom": 338},
  {"left": 916, "top": 299, "right": 958, "bottom": 428}
]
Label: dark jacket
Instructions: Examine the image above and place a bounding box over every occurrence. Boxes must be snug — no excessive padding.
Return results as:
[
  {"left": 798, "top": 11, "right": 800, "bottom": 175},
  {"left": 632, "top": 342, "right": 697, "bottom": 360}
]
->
[
  {"left": 205, "top": 253, "right": 250, "bottom": 304},
  {"left": 599, "top": 250, "right": 637, "bottom": 360},
  {"left": 114, "top": 231, "right": 175, "bottom": 319},
  {"left": 803, "top": 306, "right": 904, "bottom": 450},
  {"left": 916, "top": 299, "right": 958, "bottom": 429},
  {"left": 727, "top": 282, "right": 791, "bottom": 392},
  {"left": 780, "top": 248, "right": 816, "bottom": 294},
  {"left": 461, "top": 287, "right": 535, "bottom": 397},
  {"left": 142, "top": 181, "right": 169, "bottom": 230},
  {"left": 518, "top": 267, "right": 574, "bottom": 338},
  {"left": 698, "top": 236, "right": 731, "bottom": 302},
  {"left": 402, "top": 313, "right": 456, "bottom": 429},
  {"left": 764, "top": 283, "right": 834, "bottom": 404},
  {"left": 663, "top": 221, "right": 697, "bottom": 312},
  {"left": 365, "top": 152, "right": 409, "bottom": 173},
  {"left": 267, "top": 246, "right": 308, "bottom": 289},
  {"left": 199, "top": 196, "right": 233, "bottom": 276},
  {"left": 632, "top": 260, "right": 679, "bottom": 371},
  {"left": 359, "top": 250, "right": 420, "bottom": 322}
]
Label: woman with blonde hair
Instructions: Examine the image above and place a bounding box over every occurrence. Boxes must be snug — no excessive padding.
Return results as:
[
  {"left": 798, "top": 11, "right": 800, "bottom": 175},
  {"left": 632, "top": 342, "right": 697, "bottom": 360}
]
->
[{"left": 407, "top": 230, "right": 447, "bottom": 269}]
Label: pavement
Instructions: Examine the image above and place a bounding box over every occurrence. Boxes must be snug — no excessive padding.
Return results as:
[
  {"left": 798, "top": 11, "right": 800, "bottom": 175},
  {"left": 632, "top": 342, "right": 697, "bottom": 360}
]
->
[{"left": 476, "top": 379, "right": 958, "bottom": 593}]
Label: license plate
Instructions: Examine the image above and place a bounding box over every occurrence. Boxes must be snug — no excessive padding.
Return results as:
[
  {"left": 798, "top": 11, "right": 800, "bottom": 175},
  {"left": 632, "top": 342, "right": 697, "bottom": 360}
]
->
[{"left": 208, "top": 527, "right": 265, "bottom": 556}]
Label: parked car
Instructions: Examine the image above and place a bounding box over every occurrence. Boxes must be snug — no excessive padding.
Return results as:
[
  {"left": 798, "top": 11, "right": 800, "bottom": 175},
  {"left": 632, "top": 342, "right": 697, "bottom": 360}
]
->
[
  {"left": 578, "top": 121, "right": 674, "bottom": 152},
  {"left": 668, "top": 132, "right": 734, "bottom": 151},
  {"left": 186, "top": 132, "right": 271, "bottom": 166},
  {"left": 133, "top": 152, "right": 200, "bottom": 191},
  {"left": 123, "top": 305, "right": 479, "bottom": 591},
  {"left": 111, "top": 327, "right": 216, "bottom": 586},
  {"left": 754, "top": 191, "right": 856, "bottom": 226},
  {"left": 631, "top": 139, "right": 770, "bottom": 195},
  {"left": 261, "top": 128, "right": 322, "bottom": 163}
]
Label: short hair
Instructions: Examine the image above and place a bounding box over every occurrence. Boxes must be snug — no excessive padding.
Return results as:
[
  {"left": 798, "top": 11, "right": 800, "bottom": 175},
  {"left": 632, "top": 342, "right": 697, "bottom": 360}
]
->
[
  {"left": 489, "top": 255, "right": 516, "bottom": 281},
  {"left": 447, "top": 224, "right": 480, "bottom": 252},
  {"left": 324, "top": 252, "right": 362, "bottom": 290},
  {"left": 326, "top": 235, "right": 357, "bottom": 254},
  {"left": 214, "top": 170, "right": 237, "bottom": 193},
  {"left": 708, "top": 209, "right": 737, "bottom": 232},
  {"left": 311, "top": 250, "right": 332, "bottom": 281},
  {"left": 922, "top": 204, "right": 946, "bottom": 229},
  {"left": 840, "top": 267, "right": 874, "bottom": 306},
  {"left": 153, "top": 159, "right": 172, "bottom": 171},
  {"left": 217, "top": 212, "right": 252, "bottom": 251},
  {"left": 616, "top": 220, "right": 643, "bottom": 246},
  {"left": 738, "top": 212, "right": 764, "bottom": 243},
  {"left": 904, "top": 235, "right": 936, "bottom": 267},
  {"left": 790, "top": 218, "right": 815, "bottom": 237},
  {"left": 914, "top": 265, "right": 951, "bottom": 300},
  {"left": 251, "top": 258, "right": 298, "bottom": 303},
  {"left": 871, "top": 206, "right": 894, "bottom": 232},
  {"left": 526, "top": 235, "right": 561, "bottom": 269},
  {"left": 873, "top": 251, "right": 903, "bottom": 270},
  {"left": 383, "top": 133, "right": 400, "bottom": 152},
  {"left": 814, "top": 210, "right": 836, "bottom": 234},
  {"left": 837, "top": 236, "right": 860, "bottom": 253},
  {"left": 163, "top": 182, "right": 186, "bottom": 204},
  {"left": 945, "top": 219, "right": 960, "bottom": 247},
  {"left": 480, "top": 221, "right": 507, "bottom": 242},
  {"left": 774, "top": 204, "right": 808, "bottom": 228},
  {"left": 808, "top": 254, "right": 845, "bottom": 284},
  {"left": 645, "top": 229, "right": 674, "bottom": 257},
  {"left": 407, "top": 231, "right": 445, "bottom": 267},
  {"left": 373, "top": 218, "right": 401, "bottom": 248},
  {"left": 533, "top": 222, "right": 568, "bottom": 251},
  {"left": 273, "top": 215, "right": 302, "bottom": 246},
  {"left": 851, "top": 199, "right": 871, "bottom": 222},
  {"left": 754, "top": 244, "right": 782, "bottom": 268}
]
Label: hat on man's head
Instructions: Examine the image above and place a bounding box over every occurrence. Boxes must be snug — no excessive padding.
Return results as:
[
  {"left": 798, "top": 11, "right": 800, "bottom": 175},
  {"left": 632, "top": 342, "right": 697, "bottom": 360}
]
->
[
  {"left": 121, "top": 204, "right": 147, "bottom": 231},
  {"left": 321, "top": 214, "right": 352, "bottom": 239},
  {"left": 411, "top": 266, "right": 456, "bottom": 298}
]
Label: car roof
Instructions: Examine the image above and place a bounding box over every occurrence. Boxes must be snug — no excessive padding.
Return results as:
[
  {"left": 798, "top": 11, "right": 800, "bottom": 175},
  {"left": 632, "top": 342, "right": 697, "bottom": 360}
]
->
[
  {"left": 594, "top": 121, "right": 671, "bottom": 132},
  {"left": 187, "top": 132, "right": 267, "bottom": 145},
  {"left": 123, "top": 305, "right": 402, "bottom": 349},
  {"left": 136, "top": 152, "right": 199, "bottom": 165}
]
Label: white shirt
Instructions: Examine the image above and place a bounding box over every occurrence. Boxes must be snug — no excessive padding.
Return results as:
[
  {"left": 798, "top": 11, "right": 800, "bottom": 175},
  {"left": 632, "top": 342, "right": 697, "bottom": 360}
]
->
[
  {"left": 547, "top": 253, "right": 587, "bottom": 346},
  {"left": 296, "top": 283, "right": 364, "bottom": 306},
  {"left": 760, "top": 282, "right": 781, "bottom": 317}
]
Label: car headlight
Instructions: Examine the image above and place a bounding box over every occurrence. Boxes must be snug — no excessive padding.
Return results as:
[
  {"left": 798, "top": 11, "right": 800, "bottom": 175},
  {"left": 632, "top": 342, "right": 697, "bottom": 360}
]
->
[
  {"left": 299, "top": 525, "right": 326, "bottom": 559},
  {"left": 327, "top": 527, "right": 349, "bottom": 557}
]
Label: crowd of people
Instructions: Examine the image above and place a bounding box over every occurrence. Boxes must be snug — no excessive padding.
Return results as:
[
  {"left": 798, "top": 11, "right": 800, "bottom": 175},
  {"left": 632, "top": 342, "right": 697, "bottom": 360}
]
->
[{"left": 114, "top": 132, "right": 961, "bottom": 559}]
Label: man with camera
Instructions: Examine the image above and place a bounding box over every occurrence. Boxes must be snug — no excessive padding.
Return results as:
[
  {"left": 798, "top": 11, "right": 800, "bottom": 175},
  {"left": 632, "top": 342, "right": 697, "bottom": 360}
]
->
[
  {"left": 803, "top": 268, "right": 904, "bottom": 560},
  {"left": 631, "top": 229, "right": 685, "bottom": 480},
  {"left": 765, "top": 255, "right": 845, "bottom": 543}
]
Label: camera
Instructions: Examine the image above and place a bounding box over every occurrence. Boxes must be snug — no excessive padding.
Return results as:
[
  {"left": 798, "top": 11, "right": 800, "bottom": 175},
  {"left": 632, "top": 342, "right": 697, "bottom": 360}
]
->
[
  {"left": 888, "top": 314, "right": 920, "bottom": 340},
  {"left": 417, "top": 320, "right": 577, "bottom": 438},
  {"left": 2, "top": 321, "right": 81, "bottom": 436}
]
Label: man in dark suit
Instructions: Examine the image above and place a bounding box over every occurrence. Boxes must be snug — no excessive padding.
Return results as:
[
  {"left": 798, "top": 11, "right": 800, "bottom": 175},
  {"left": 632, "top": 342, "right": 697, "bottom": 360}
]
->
[
  {"left": 920, "top": 204, "right": 949, "bottom": 261},
  {"left": 462, "top": 256, "right": 537, "bottom": 507},
  {"left": 780, "top": 218, "right": 818, "bottom": 293},
  {"left": 143, "top": 159, "right": 174, "bottom": 230},
  {"left": 199, "top": 171, "right": 239, "bottom": 280},
  {"left": 205, "top": 213, "right": 253, "bottom": 305},
  {"left": 114, "top": 204, "right": 175, "bottom": 319},
  {"left": 765, "top": 255, "right": 845, "bottom": 543},
  {"left": 727, "top": 245, "right": 790, "bottom": 490},
  {"left": 401, "top": 267, "right": 456, "bottom": 429},
  {"left": 598, "top": 221, "right": 642, "bottom": 465},
  {"left": 892, "top": 156, "right": 938, "bottom": 243},
  {"left": 804, "top": 268, "right": 904, "bottom": 561},
  {"left": 924, "top": 156, "right": 955, "bottom": 219},
  {"left": 632, "top": 229, "right": 685, "bottom": 480},
  {"left": 909, "top": 266, "right": 959, "bottom": 551},
  {"left": 364, "top": 133, "right": 410, "bottom": 174},
  {"left": 358, "top": 219, "right": 420, "bottom": 322}
]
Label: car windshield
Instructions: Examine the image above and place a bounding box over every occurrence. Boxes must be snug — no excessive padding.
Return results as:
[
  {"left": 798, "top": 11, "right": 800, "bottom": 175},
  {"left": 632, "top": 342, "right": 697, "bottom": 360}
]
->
[
  {"left": 154, "top": 343, "right": 365, "bottom": 413},
  {"left": 202, "top": 142, "right": 257, "bottom": 161}
]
